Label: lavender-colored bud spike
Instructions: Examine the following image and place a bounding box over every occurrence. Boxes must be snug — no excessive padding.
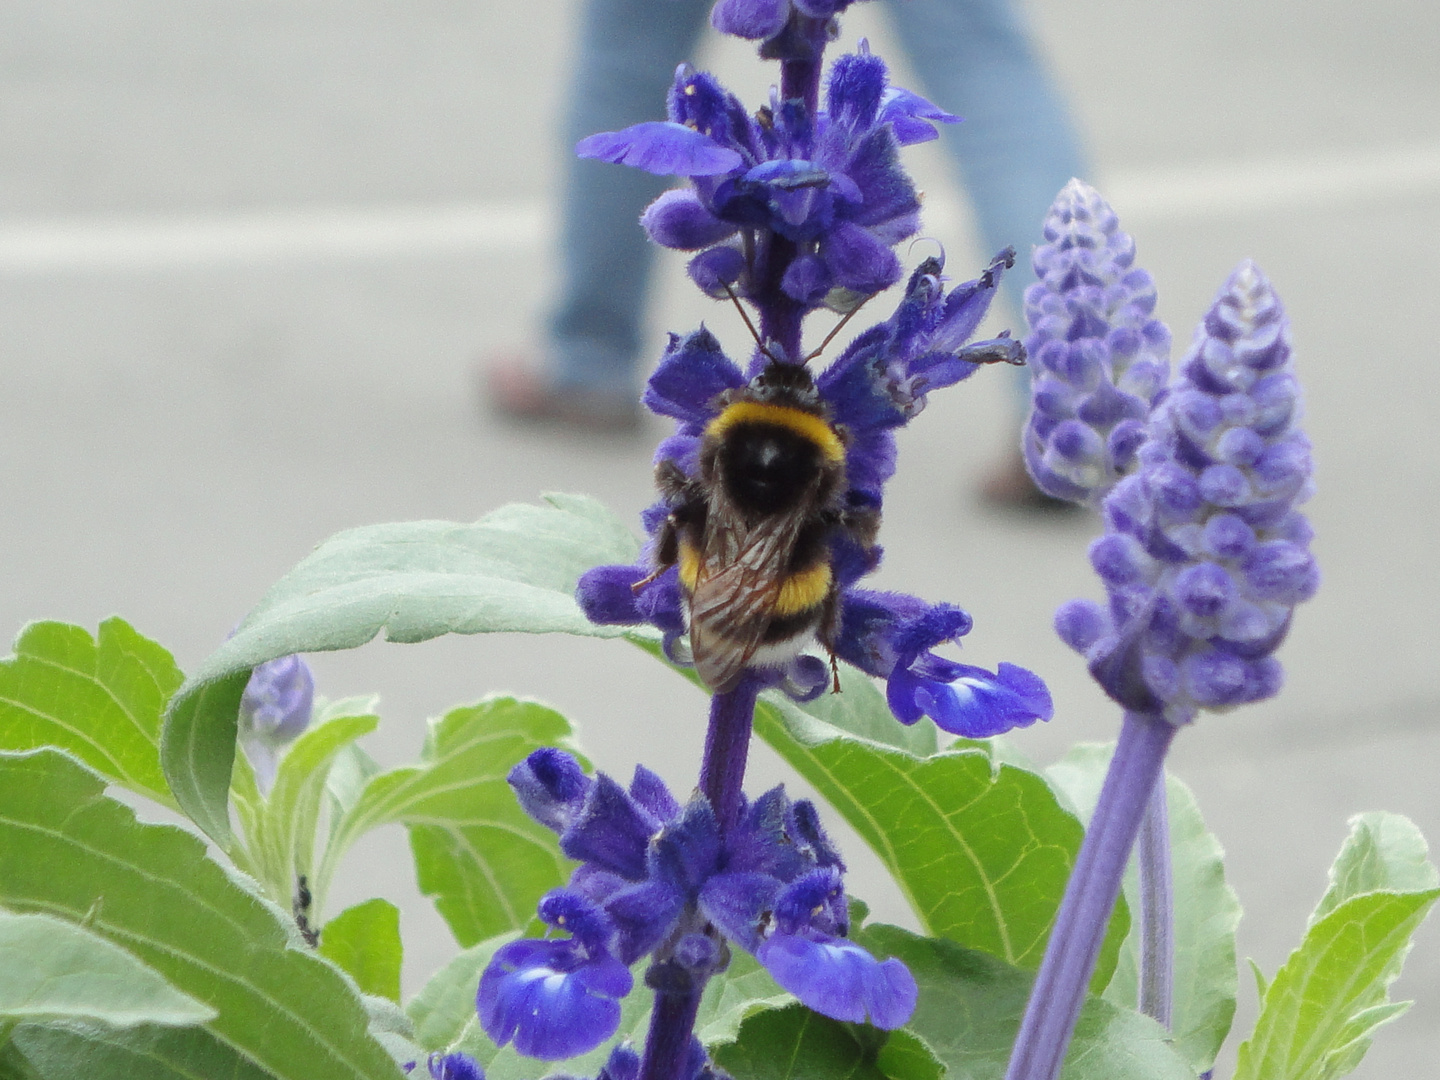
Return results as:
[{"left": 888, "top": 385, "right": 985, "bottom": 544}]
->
[
  {"left": 1023, "top": 179, "right": 1171, "bottom": 508},
  {"left": 1007, "top": 261, "right": 1318, "bottom": 1080},
  {"left": 1078, "top": 260, "right": 1316, "bottom": 725}
]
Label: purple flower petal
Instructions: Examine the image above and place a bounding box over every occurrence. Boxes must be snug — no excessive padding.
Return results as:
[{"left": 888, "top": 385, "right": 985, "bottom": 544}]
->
[
  {"left": 643, "top": 327, "right": 745, "bottom": 426},
  {"left": 710, "top": 0, "right": 790, "bottom": 39},
  {"left": 577, "top": 122, "right": 743, "bottom": 177},
  {"left": 643, "top": 189, "right": 739, "bottom": 250},
  {"left": 478, "top": 939, "right": 632, "bottom": 1060},
  {"left": 756, "top": 934, "right": 917, "bottom": 1029},
  {"left": 576, "top": 564, "right": 648, "bottom": 625}
]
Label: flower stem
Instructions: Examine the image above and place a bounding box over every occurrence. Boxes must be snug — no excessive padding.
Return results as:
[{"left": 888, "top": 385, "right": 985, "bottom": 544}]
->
[
  {"left": 635, "top": 678, "right": 763, "bottom": 1080},
  {"left": 1003, "top": 710, "right": 1176, "bottom": 1080},
  {"left": 637, "top": 972, "right": 705, "bottom": 1080},
  {"left": 699, "top": 675, "right": 762, "bottom": 835},
  {"left": 1137, "top": 778, "right": 1173, "bottom": 1028}
]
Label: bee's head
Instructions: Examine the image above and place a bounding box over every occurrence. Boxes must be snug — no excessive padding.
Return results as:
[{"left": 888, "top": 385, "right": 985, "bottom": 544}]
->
[{"left": 748, "top": 357, "right": 823, "bottom": 412}]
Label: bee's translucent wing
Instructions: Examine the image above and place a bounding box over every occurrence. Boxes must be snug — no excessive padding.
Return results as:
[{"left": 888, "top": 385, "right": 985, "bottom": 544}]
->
[{"left": 688, "top": 490, "right": 814, "bottom": 694}]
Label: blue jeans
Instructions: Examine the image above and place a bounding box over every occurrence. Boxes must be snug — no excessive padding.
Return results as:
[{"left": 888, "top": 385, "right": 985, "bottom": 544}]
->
[{"left": 548, "top": 0, "right": 1088, "bottom": 402}]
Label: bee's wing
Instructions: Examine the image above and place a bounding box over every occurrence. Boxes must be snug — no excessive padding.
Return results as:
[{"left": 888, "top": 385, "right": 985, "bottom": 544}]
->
[{"left": 688, "top": 493, "right": 814, "bottom": 694}]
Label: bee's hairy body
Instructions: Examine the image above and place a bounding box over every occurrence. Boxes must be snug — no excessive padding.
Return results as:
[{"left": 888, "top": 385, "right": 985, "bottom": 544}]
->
[{"left": 649, "top": 361, "right": 878, "bottom": 693}]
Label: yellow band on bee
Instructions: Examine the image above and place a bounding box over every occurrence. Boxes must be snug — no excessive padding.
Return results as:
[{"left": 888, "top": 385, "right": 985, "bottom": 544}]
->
[
  {"left": 774, "top": 561, "right": 832, "bottom": 616},
  {"left": 706, "top": 401, "right": 844, "bottom": 463},
  {"left": 678, "top": 540, "right": 701, "bottom": 593}
]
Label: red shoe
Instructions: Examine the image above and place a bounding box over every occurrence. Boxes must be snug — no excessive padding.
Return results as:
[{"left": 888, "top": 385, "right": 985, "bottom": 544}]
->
[{"left": 484, "top": 354, "right": 642, "bottom": 433}]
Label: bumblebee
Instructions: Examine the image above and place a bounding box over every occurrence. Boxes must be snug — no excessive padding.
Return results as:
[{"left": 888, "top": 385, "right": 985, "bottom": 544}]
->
[{"left": 642, "top": 359, "right": 878, "bottom": 693}]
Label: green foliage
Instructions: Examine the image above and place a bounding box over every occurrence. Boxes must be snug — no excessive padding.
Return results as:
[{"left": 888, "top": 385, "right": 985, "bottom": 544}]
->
[
  {"left": 7, "top": 1024, "right": 276, "bottom": 1080},
  {"left": 0, "top": 750, "right": 402, "bottom": 1080},
  {"left": 754, "top": 679, "right": 1128, "bottom": 985},
  {"left": 319, "top": 697, "right": 580, "bottom": 947},
  {"left": 0, "top": 910, "right": 214, "bottom": 1029},
  {"left": 231, "top": 704, "right": 379, "bottom": 906},
  {"left": 407, "top": 933, "right": 519, "bottom": 1052},
  {"left": 1048, "top": 743, "right": 1241, "bottom": 1075},
  {"left": 713, "top": 1006, "right": 942, "bottom": 1080},
  {"left": 160, "top": 494, "right": 640, "bottom": 853},
  {"left": 0, "top": 618, "right": 182, "bottom": 808},
  {"left": 320, "top": 900, "right": 404, "bottom": 1003},
  {"left": 856, "top": 923, "right": 1194, "bottom": 1080},
  {"left": 1234, "top": 812, "right": 1439, "bottom": 1080}
]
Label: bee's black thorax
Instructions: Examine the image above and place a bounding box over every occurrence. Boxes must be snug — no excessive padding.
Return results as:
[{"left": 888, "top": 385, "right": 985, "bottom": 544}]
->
[{"left": 709, "top": 421, "right": 825, "bottom": 517}]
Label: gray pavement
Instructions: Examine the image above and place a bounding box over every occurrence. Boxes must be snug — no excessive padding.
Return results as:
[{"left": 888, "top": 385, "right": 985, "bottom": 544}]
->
[{"left": 2, "top": 2, "right": 1438, "bottom": 1076}]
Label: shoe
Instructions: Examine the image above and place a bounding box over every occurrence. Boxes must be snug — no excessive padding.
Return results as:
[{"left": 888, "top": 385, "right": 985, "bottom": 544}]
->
[
  {"left": 979, "top": 447, "right": 1080, "bottom": 512},
  {"left": 485, "top": 354, "right": 642, "bottom": 433}
]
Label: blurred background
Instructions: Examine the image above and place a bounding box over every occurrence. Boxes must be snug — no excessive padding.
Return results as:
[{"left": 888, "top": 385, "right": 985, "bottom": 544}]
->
[{"left": 1, "top": 1, "right": 1437, "bottom": 1076}]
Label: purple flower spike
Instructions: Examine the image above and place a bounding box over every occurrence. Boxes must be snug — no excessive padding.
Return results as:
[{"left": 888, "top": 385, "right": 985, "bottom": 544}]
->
[
  {"left": 1067, "top": 261, "right": 1315, "bottom": 725},
  {"left": 1023, "top": 179, "right": 1172, "bottom": 508}
]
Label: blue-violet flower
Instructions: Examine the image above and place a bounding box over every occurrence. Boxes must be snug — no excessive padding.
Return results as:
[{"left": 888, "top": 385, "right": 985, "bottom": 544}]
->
[
  {"left": 479, "top": 750, "right": 917, "bottom": 1058},
  {"left": 579, "top": 47, "right": 955, "bottom": 314}
]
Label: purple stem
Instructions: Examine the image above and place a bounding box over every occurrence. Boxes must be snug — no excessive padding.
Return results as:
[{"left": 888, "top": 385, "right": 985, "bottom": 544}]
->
[
  {"left": 1137, "top": 778, "right": 1174, "bottom": 1028},
  {"left": 637, "top": 975, "right": 705, "bottom": 1080},
  {"left": 636, "top": 677, "right": 763, "bottom": 1080},
  {"left": 1003, "top": 710, "right": 1176, "bottom": 1080},
  {"left": 698, "top": 675, "right": 762, "bottom": 834}
]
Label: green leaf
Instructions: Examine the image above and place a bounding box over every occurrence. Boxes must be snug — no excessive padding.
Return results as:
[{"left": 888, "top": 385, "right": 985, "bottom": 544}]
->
[
  {"left": 159, "top": 668, "right": 250, "bottom": 846},
  {"left": 874, "top": 1030, "right": 944, "bottom": 1080},
  {"left": 693, "top": 948, "right": 792, "bottom": 1047},
  {"left": 1235, "top": 814, "right": 1439, "bottom": 1080},
  {"left": 319, "top": 900, "right": 404, "bottom": 1003},
  {"left": 161, "top": 494, "right": 639, "bottom": 858},
  {"left": 0, "top": 749, "right": 403, "bottom": 1080},
  {"left": 0, "top": 619, "right": 182, "bottom": 807},
  {"left": 712, "top": 1005, "right": 894, "bottom": 1080},
  {"left": 1048, "top": 743, "right": 1241, "bottom": 1075},
  {"left": 364, "top": 994, "right": 424, "bottom": 1069},
  {"left": 857, "top": 923, "right": 1195, "bottom": 1080},
  {"left": 1313, "top": 811, "right": 1439, "bottom": 923},
  {"left": 246, "top": 710, "right": 379, "bottom": 908},
  {"left": 0, "top": 910, "right": 214, "bottom": 1028},
  {"left": 8, "top": 1023, "right": 274, "bottom": 1080},
  {"left": 320, "top": 697, "right": 581, "bottom": 947},
  {"left": 753, "top": 693, "right": 1127, "bottom": 982},
  {"left": 407, "top": 933, "right": 519, "bottom": 1053}
]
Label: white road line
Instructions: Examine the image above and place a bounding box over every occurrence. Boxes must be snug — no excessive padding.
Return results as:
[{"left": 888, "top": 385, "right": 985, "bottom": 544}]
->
[
  {"left": 1103, "top": 143, "right": 1440, "bottom": 223},
  {"left": 0, "top": 201, "right": 550, "bottom": 273},
  {"left": 0, "top": 143, "right": 1436, "bottom": 274}
]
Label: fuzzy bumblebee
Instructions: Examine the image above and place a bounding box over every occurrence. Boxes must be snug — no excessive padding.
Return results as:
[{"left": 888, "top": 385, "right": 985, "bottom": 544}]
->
[{"left": 643, "top": 358, "right": 878, "bottom": 693}]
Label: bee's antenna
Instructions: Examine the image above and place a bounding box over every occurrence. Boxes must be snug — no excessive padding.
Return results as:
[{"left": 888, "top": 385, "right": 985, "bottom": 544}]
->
[
  {"left": 803, "top": 294, "right": 873, "bottom": 362},
  {"left": 722, "top": 283, "right": 781, "bottom": 364}
]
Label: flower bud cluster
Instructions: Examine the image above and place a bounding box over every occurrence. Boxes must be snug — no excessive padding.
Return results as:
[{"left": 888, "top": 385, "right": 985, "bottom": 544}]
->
[
  {"left": 237, "top": 653, "right": 314, "bottom": 790},
  {"left": 579, "top": 47, "right": 954, "bottom": 316},
  {"left": 1055, "top": 261, "right": 1317, "bottom": 724},
  {"left": 1022, "top": 179, "right": 1171, "bottom": 507}
]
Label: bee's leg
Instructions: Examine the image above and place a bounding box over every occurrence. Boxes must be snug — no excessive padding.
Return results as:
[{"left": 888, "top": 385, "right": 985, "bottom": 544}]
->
[
  {"left": 818, "top": 586, "right": 843, "bottom": 694},
  {"left": 632, "top": 515, "right": 680, "bottom": 593}
]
